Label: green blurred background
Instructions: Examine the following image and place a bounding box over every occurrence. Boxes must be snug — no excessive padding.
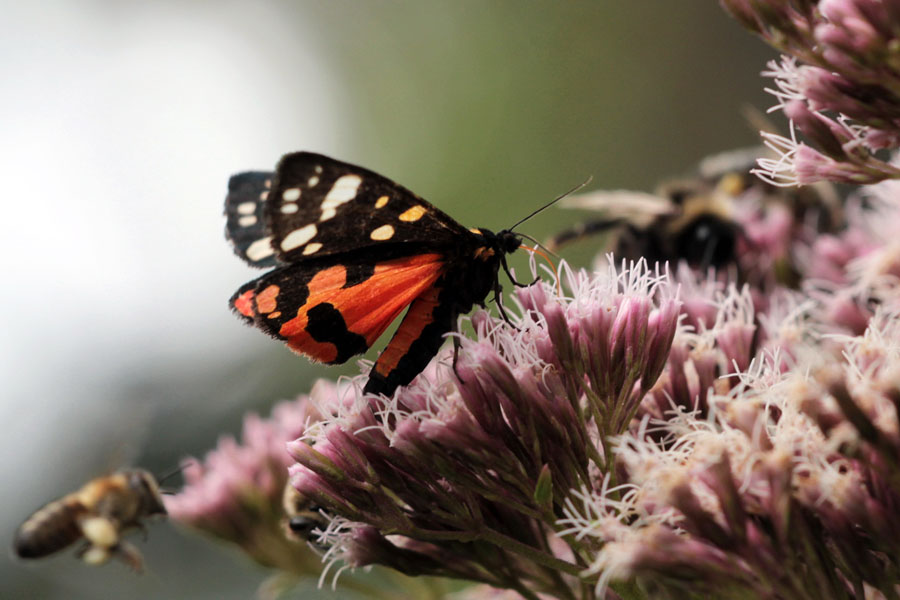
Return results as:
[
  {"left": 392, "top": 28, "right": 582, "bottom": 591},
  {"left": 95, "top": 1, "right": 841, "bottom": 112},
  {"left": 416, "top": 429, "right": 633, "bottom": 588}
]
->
[{"left": 1, "top": 2, "right": 776, "bottom": 598}]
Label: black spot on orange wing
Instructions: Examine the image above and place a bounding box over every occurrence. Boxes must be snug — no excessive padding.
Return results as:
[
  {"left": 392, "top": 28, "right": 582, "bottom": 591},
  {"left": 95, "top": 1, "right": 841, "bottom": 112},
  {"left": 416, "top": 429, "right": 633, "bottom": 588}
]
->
[
  {"left": 230, "top": 263, "right": 344, "bottom": 362},
  {"left": 304, "top": 303, "right": 369, "bottom": 364},
  {"left": 344, "top": 263, "right": 376, "bottom": 288}
]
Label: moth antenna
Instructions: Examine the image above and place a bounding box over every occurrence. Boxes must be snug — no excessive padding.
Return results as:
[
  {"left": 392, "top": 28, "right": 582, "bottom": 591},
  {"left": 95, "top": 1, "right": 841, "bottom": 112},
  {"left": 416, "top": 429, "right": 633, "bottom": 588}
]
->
[{"left": 508, "top": 175, "right": 593, "bottom": 232}]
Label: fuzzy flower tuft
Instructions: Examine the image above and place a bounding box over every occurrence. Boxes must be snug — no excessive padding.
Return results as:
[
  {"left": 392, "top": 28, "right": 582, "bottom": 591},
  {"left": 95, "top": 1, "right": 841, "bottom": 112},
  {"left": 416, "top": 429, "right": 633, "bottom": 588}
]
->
[
  {"left": 282, "top": 259, "right": 680, "bottom": 596},
  {"left": 572, "top": 238, "right": 900, "bottom": 598},
  {"left": 720, "top": 3, "right": 900, "bottom": 184}
]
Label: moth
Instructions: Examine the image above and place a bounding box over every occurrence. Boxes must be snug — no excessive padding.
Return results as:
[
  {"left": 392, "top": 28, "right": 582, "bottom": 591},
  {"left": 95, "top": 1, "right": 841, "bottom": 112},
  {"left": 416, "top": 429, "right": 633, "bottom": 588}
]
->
[{"left": 226, "top": 152, "right": 545, "bottom": 397}]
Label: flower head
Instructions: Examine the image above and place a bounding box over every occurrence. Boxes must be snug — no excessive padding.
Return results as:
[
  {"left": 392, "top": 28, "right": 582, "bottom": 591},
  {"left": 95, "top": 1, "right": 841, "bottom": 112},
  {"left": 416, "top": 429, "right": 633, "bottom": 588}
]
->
[
  {"left": 165, "top": 391, "right": 325, "bottom": 575},
  {"left": 284, "top": 260, "right": 680, "bottom": 595},
  {"left": 720, "top": 6, "right": 900, "bottom": 184}
]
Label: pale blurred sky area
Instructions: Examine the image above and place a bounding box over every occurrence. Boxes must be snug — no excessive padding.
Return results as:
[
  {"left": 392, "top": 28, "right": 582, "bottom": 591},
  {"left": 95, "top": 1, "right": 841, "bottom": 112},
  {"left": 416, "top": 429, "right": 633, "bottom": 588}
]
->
[{"left": 1, "top": 2, "right": 775, "bottom": 598}]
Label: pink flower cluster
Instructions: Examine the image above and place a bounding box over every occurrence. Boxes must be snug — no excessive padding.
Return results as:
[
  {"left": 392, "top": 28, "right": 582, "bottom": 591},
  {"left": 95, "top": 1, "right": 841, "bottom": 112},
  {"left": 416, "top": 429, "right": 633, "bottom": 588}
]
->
[
  {"left": 574, "top": 194, "right": 900, "bottom": 598},
  {"left": 721, "top": 0, "right": 900, "bottom": 185},
  {"left": 283, "top": 260, "right": 680, "bottom": 597},
  {"left": 165, "top": 390, "right": 325, "bottom": 576}
]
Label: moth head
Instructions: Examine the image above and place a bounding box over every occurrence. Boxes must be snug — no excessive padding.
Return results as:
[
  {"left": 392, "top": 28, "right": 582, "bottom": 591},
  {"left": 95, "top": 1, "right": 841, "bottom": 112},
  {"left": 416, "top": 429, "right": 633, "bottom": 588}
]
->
[{"left": 497, "top": 229, "right": 522, "bottom": 255}]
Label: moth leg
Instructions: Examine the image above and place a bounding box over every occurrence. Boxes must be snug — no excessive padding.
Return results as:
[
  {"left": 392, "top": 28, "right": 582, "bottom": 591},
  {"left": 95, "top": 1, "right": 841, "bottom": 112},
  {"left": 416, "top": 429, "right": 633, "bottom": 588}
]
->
[
  {"left": 500, "top": 254, "right": 535, "bottom": 288},
  {"left": 491, "top": 281, "right": 521, "bottom": 332},
  {"left": 451, "top": 334, "right": 465, "bottom": 384}
]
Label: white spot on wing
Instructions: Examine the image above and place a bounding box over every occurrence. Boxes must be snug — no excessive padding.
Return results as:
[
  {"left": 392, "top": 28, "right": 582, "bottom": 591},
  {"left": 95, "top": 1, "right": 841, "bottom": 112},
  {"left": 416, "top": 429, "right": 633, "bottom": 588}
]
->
[
  {"left": 238, "top": 215, "right": 258, "bottom": 227},
  {"left": 281, "top": 203, "right": 298, "bottom": 214},
  {"left": 237, "top": 202, "right": 256, "bottom": 215},
  {"left": 246, "top": 236, "right": 275, "bottom": 261},
  {"left": 283, "top": 188, "right": 301, "bottom": 202},
  {"left": 302, "top": 242, "right": 322, "bottom": 255},
  {"left": 319, "top": 174, "right": 362, "bottom": 221},
  {"left": 281, "top": 224, "right": 318, "bottom": 251},
  {"left": 308, "top": 175, "right": 320, "bottom": 187},
  {"left": 260, "top": 191, "right": 269, "bottom": 201},
  {"left": 370, "top": 224, "right": 395, "bottom": 241}
]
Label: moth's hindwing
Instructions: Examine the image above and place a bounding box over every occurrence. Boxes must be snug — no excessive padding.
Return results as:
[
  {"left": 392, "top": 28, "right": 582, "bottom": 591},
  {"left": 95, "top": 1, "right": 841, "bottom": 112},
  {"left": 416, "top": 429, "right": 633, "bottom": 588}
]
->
[
  {"left": 264, "top": 152, "right": 467, "bottom": 262},
  {"left": 364, "top": 280, "right": 458, "bottom": 395},
  {"left": 230, "top": 253, "right": 446, "bottom": 365},
  {"left": 224, "top": 171, "right": 279, "bottom": 268}
]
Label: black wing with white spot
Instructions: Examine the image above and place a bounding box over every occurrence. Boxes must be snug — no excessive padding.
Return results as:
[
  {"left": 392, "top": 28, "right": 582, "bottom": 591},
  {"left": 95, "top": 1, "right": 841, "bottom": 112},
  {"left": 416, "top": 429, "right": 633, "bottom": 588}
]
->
[
  {"left": 263, "top": 152, "right": 470, "bottom": 262},
  {"left": 224, "top": 171, "right": 280, "bottom": 268}
]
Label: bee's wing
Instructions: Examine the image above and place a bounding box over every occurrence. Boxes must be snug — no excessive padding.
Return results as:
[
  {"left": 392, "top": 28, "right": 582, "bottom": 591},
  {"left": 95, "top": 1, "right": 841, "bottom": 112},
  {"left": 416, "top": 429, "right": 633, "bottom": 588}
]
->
[{"left": 559, "top": 190, "right": 675, "bottom": 226}]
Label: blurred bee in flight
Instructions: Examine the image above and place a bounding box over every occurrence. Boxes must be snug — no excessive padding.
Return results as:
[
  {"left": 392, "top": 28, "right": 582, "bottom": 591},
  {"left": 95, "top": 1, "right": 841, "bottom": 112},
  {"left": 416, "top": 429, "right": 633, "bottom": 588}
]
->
[
  {"left": 548, "top": 146, "right": 842, "bottom": 286},
  {"left": 13, "top": 468, "right": 167, "bottom": 571}
]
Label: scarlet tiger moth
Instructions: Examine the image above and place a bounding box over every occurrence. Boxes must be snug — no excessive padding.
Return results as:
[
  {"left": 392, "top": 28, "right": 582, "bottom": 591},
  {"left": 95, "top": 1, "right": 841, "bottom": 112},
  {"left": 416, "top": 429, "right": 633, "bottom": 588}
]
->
[{"left": 226, "top": 152, "right": 553, "bottom": 397}]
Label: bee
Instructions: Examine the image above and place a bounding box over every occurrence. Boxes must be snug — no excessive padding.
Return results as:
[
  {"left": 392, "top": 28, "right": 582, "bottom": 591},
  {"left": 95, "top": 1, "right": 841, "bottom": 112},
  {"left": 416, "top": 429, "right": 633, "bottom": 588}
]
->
[
  {"left": 13, "top": 469, "right": 166, "bottom": 571},
  {"left": 281, "top": 483, "right": 329, "bottom": 548},
  {"left": 548, "top": 147, "right": 842, "bottom": 275},
  {"left": 548, "top": 178, "right": 741, "bottom": 270}
]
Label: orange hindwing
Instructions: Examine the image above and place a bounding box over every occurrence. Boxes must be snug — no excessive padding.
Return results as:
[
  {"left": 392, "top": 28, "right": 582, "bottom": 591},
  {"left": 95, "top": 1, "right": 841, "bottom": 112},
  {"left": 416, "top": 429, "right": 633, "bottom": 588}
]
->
[{"left": 234, "top": 254, "right": 445, "bottom": 365}]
